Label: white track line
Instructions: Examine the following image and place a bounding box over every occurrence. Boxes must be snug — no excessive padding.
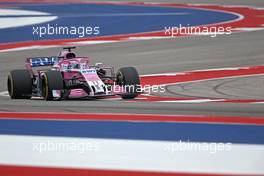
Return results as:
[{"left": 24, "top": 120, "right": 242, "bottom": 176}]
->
[
  {"left": 158, "top": 99, "right": 225, "bottom": 103},
  {"left": 0, "top": 45, "right": 60, "bottom": 52},
  {"left": 0, "top": 135, "right": 263, "bottom": 175},
  {"left": 66, "top": 40, "right": 118, "bottom": 45},
  {"left": 233, "top": 27, "right": 264, "bottom": 31},
  {"left": 0, "top": 9, "right": 57, "bottom": 29},
  {"left": 0, "top": 91, "right": 8, "bottom": 97}
]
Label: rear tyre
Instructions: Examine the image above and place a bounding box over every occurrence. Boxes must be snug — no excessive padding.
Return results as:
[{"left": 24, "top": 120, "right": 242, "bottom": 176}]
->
[
  {"left": 116, "top": 67, "right": 140, "bottom": 99},
  {"left": 42, "top": 70, "right": 64, "bottom": 101},
  {"left": 7, "top": 69, "right": 32, "bottom": 99}
]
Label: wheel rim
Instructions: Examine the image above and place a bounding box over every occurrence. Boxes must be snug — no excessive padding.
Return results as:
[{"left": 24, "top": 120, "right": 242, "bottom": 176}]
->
[{"left": 116, "top": 71, "right": 124, "bottom": 85}]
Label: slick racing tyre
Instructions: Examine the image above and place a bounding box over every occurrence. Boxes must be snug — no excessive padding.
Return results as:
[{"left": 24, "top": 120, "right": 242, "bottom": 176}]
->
[
  {"left": 42, "top": 70, "right": 64, "bottom": 101},
  {"left": 116, "top": 67, "right": 140, "bottom": 99},
  {"left": 7, "top": 69, "right": 32, "bottom": 99}
]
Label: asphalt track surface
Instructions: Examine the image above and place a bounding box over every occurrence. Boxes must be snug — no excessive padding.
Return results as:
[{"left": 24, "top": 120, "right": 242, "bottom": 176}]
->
[{"left": 1, "top": 0, "right": 264, "bottom": 117}]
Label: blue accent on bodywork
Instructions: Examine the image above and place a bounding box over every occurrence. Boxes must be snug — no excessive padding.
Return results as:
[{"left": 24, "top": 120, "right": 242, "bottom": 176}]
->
[{"left": 28, "top": 57, "right": 58, "bottom": 67}]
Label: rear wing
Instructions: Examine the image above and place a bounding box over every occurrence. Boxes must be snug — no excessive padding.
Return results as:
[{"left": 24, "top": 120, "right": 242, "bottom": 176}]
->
[{"left": 26, "top": 56, "right": 58, "bottom": 67}]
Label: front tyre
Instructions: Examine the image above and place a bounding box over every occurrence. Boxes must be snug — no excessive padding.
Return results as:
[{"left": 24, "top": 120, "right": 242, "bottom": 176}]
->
[
  {"left": 116, "top": 67, "right": 140, "bottom": 99},
  {"left": 7, "top": 69, "right": 32, "bottom": 99},
  {"left": 42, "top": 70, "right": 64, "bottom": 101}
]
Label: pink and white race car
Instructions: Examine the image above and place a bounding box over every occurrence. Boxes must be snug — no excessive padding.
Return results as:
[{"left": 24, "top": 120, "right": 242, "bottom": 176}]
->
[{"left": 7, "top": 47, "right": 141, "bottom": 100}]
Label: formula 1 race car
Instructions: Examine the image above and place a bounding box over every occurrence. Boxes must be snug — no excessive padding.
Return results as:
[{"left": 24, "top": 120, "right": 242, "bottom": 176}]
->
[{"left": 7, "top": 47, "right": 140, "bottom": 100}]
